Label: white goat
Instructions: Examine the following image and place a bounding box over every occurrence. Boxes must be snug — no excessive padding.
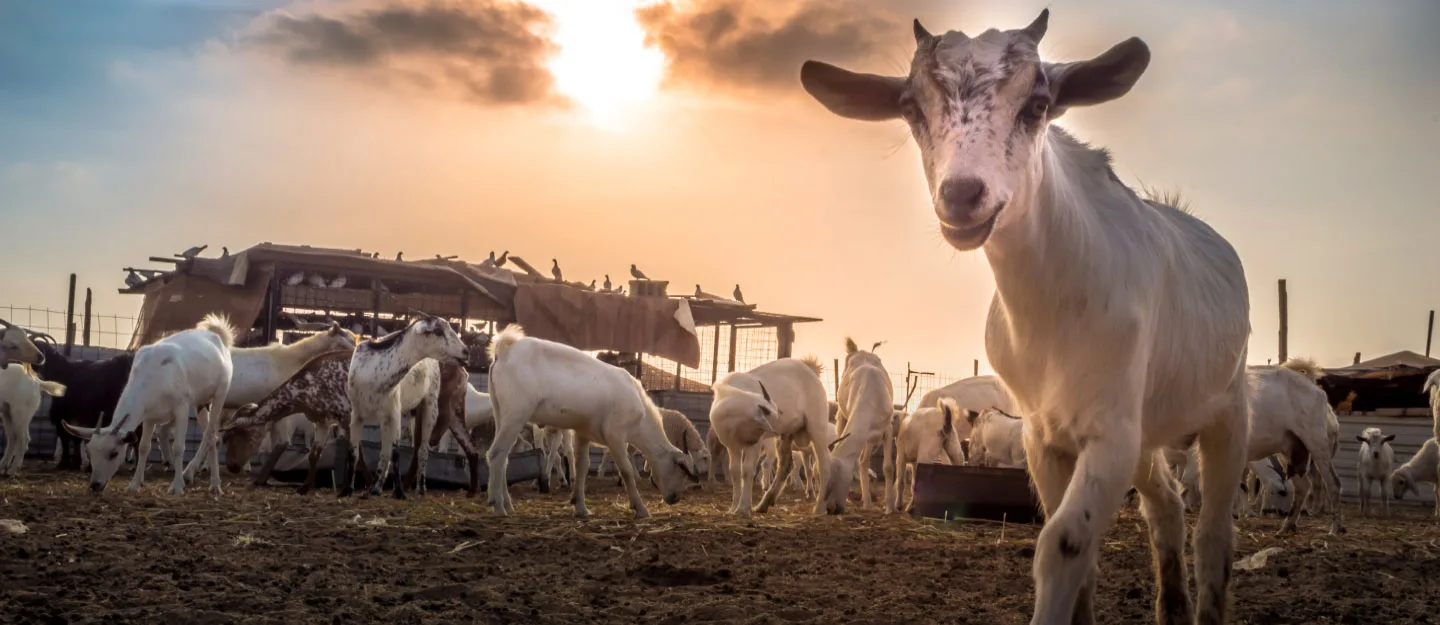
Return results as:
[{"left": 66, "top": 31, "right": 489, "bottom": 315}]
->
[
  {"left": 710, "top": 357, "right": 831, "bottom": 517},
  {"left": 1389, "top": 437, "right": 1439, "bottom": 516},
  {"left": 917, "top": 375, "right": 1018, "bottom": 441},
  {"left": 342, "top": 315, "right": 468, "bottom": 499},
  {"left": 1, "top": 365, "right": 66, "bottom": 475},
  {"left": 829, "top": 339, "right": 896, "bottom": 514},
  {"left": 1426, "top": 369, "right": 1440, "bottom": 510},
  {"left": 0, "top": 320, "right": 45, "bottom": 370},
  {"left": 532, "top": 424, "right": 574, "bottom": 491},
  {"left": 893, "top": 398, "right": 966, "bottom": 512},
  {"left": 485, "top": 325, "right": 696, "bottom": 518},
  {"left": 965, "top": 407, "right": 1026, "bottom": 469},
  {"left": 1168, "top": 446, "right": 1290, "bottom": 517},
  {"left": 803, "top": 10, "right": 1251, "bottom": 622},
  {"left": 1356, "top": 426, "right": 1395, "bottom": 518},
  {"left": 1245, "top": 364, "right": 1344, "bottom": 534},
  {"left": 64, "top": 314, "right": 235, "bottom": 494}
]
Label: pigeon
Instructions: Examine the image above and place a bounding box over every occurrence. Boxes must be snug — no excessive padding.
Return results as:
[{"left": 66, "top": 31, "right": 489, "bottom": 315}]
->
[
  {"left": 496, "top": 250, "right": 509, "bottom": 267},
  {"left": 630, "top": 264, "right": 648, "bottom": 280},
  {"left": 587, "top": 279, "right": 596, "bottom": 291},
  {"left": 487, "top": 251, "right": 497, "bottom": 264},
  {"left": 695, "top": 284, "right": 705, "bottom": 298},
  {"left": 603, "top": 275, "right": 612, "bottom": 291},
  {"left": 177, "top": 245, "right": 207, "bottom": 259},
  {"left": 220, "top": 246, "right": 229, "bottom": 258},
  {"left": 733, "top": 284, "right": 745, "bottom": 303},
  {"left": 551, "top": 259, "right": 563, "bottom": 282},
  {"left": 396, "top": 252, "right": 404, "bottom": 261},
  {"left": 285, "top": 272, "right": 306, "bottom": 286},
  {"left": 307, "top": 273, "right": 328, "bottom": 288},
  {"left": 329, "top": 275, "right": 347, "bottom": 289},
  {"left": 124, "top": 270, "right": 143, "bottom": 288}
]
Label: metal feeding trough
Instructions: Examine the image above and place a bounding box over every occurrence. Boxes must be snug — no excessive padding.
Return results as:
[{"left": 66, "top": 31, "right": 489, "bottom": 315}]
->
[{"left": 911, "top": 463, "right": 1043, "bottom": 524}]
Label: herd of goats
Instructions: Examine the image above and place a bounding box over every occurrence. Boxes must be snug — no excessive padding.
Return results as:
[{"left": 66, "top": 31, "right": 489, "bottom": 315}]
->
[{"left": 2, "top": 9, "right": 1436, "bottom": 623}]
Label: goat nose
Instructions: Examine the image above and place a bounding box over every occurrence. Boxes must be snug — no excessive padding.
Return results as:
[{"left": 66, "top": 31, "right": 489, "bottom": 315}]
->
[{"left": 938, "top": 177, "right": 987, "bottom": 223}]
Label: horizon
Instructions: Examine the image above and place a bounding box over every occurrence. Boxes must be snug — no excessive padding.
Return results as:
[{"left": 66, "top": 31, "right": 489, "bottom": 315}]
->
[{"left": 3, "top": 0, "right": 1438, "bottom": 379}]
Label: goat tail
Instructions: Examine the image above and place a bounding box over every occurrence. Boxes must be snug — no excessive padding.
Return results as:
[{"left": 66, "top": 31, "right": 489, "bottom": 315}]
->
[
  {"left": 196, "top": 313, "right": 236, "bottom": 349},
  {"left": 38, "top": 380, "right": 66, "bottom": 397},
  {"left": 1279, "top": 357, "right": 1323, "bottom": 381},
  {"left": 799, "top": 355, "right": 824, "bottom": 377},
  {"left": 1425, "top": 369, "right": 1440, "bottom": 394},
  {"left": 488, "top": 324, "right": 525, "bottom": 364}
]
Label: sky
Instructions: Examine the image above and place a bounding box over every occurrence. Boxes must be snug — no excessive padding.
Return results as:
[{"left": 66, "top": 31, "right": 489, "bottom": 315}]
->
[{"left": 1, "top": 0, "right": 1438, "bottom": 378}]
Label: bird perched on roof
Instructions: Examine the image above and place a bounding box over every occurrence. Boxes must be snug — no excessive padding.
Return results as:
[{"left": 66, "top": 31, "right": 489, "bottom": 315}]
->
[
  {"left": 329, "top": 275, "right": 347, "bottom": 289},
  {"left": 124, "top": 270, "right": 143, "bottom": 288},
  {"left": 221, "top": 247, "right": 229, "bottom": 258},
  {"left": 177, "top": 245, "right": 207, "bottom": 259},
  {"left": 551, "top": 259, "right": 563, "bottom": 282},
  {"left": 695, "top": 284, "right": 717, "bottom": 300},
  {"left": 586, "top": 279, "right": 596, "bottom": 291},
  {"left": 395, "top": 252, "right": 404, "bottom": 261},
  {"left": 370, "top": 252, "right": 379, "bottom": 259},
  {"left": 603, "top": 275, "right": 612, "bottom": 292},
  {"left": 496, "top": 250, "right": 509, "bottom": 267},
  {"left": 733, "top": 284, "right": 744, "bottom": 303},
  {"left": 630, "top": 264, "right": 648, "bottom": 280},
  {"left": 285, "top": 272, "right": 306, "bottom": 286},
  {"left": 307, "top": 273, "right": 328, "bottom": 288}
]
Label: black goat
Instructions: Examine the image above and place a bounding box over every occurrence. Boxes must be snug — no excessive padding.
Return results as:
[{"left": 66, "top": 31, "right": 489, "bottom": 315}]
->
[{"left": 30, "top": 341, "right": 134, "bottom": 471}]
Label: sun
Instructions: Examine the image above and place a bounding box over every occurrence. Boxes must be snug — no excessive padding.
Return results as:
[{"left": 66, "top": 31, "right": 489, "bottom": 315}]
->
[{"left": 533, "top": 0, "right": 665, "bottom": 124}]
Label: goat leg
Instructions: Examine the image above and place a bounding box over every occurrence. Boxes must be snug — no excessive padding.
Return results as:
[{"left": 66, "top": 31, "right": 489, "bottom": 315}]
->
[{"left": 252, "top": 440, "right": 287, "bottom": 487}]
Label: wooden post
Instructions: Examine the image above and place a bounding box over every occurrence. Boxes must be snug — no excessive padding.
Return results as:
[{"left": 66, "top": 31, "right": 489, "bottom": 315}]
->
[
  {"left": 82, "top": 288, "right": 92, "bottom": 347},
  {"left": 459, "top": 290, "right": 470, "bottom": 333},
  {"left": 64, "top": 273, "right": 76, "bottom": 356},
  {"left": 1427, "top": 310, "right": 1435, "bottom": 358},
  {"left": 371, "top": 281, "right": 383, "bottom": 337},
  {"left": 262, "top": 272, "right": 280, "bottom": 345},
  {"left": 776, "top": 322, "right": 794, "bottom": 359},
  {"left": 673, "top": 357, "right": 682, "bottom": 391},
  {"left": 1277, "top": 279, "right": 1288, "bottom": 364},
  {"left": 833, "top": 358, "right": 840, "bottom": 394},
  {"left": 727, "top": 325, "right": 738, "bottom": 374},
  {"left": 973, "top": 359, "right": 979, "bottom": 377},
  {"left": 710, "top": 324, "right": 722, "bottom": 385}
]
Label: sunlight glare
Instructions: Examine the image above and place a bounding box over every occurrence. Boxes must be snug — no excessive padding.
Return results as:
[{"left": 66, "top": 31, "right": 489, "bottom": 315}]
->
[{"left": 533, "top": 0, "right": 666, "bottom": 125}]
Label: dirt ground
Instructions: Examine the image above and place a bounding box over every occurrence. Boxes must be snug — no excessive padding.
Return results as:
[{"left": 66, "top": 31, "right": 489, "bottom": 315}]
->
[{"left": 2, "top": 463, "right": 1439, "bottom": 625}]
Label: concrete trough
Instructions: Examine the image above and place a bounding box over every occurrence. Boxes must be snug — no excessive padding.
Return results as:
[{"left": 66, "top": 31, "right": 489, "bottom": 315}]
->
[{"left": 910, "top": 463, "right": 1043, "bottom": 524}]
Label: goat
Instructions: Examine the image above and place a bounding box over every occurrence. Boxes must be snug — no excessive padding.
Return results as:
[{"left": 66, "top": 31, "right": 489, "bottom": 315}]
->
[
  {"left": 436, "top": 382, "right": 495, "bottom": 454},
  {"left": 400, "top": 362, "right": 487, "bottom": 496},
  {"left": 1426, "top": 369, "right": 1440, "bottom": 513},
  {"left": 1355, "top": 427, "right": 1396, "bottom": 518},
  {"left": 485, "top": 325, "right": 696, "bottom": 518},
  {"left": 1389, "top": 437, "right": 1439, "bottom": 516},
  {"left": 341, "top": 315, "right": 468, "bottom": 499},
  {"left": 893, "top": 398, "right": 965, "bottom": 513},
  {"left": 64, "top": 314, "right": 236, "bottom": 494},
  {"left": 1169, "top": 446, "right": 1290, "bottom": 517},
  {"left": 710, "top": 356, "right": 831, "bottom": 517},
  {"left": 829, "top": 339, "right": 896, "bottom": 514},
  {"left": 916, "top": 375, "right": 1018, "bottom": 441},
  {"left": 802, "top": 11, "right": 1250, "bottom": 622},
  {"left": 0, "top": 365, "right": 66, "bottom": 474},
  {"left": 30, "top": 341, "right": 134, "bottom": 471},
  {"left": 1245, "top": 364, "right": 1344, "bottom": 534},
  {"left": 532, "top": 424, "right": 574, "bottom": 492},
  {"left": 0, "top": 319, "right": 45, "bottom": 369},
  {"left": 595, "top": 408, "right": 708, "bottom": 488},
  {"left": 966, "top": 407, "right": 1026, "bottom": 469}
]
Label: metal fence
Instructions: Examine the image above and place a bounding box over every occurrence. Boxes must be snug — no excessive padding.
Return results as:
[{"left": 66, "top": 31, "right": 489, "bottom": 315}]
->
[{"left": 1, "top": 304, "right": 137, "bottom": 350}]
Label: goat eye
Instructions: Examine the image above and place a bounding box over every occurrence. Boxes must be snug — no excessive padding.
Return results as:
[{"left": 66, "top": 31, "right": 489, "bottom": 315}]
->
[
  {"left": 1023, "top": 96, "right": 1049, "bottom": 120},
  {"left": 898, "top": 98, "right": 922, "bottom": 123}
]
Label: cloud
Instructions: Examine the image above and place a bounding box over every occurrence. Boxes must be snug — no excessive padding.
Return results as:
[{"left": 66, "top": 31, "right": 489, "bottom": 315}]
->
[
  {"left": 250, "top": 1, "right": 560, "bottom": 104},
  {"left": 636, "top": 0, "right": 901, "bottom": 93}
]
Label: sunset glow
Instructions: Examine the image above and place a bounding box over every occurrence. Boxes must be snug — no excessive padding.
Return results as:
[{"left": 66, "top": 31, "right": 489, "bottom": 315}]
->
[{"left": 535, "top": 0, "right": 665, "bottom": 123}]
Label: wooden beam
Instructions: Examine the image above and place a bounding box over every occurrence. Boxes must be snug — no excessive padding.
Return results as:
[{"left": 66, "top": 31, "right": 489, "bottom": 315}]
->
[
  {"left": 147, "top": 257, "right": 181, "bottom": 264},
  {"left": 710, "top": 324, "right": 723, "bottom": 385},
  {"left": 1427, "top": 310, "right": 1435, "bottom": 358},
  {"left": 1277, "top": 279, "right": 1288, "bottom": 364},
  {"left": 64, "top": 273, "right": 76, "bottom": 356}
]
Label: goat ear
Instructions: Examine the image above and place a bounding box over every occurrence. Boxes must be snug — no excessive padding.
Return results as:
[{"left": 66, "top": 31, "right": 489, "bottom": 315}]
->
[
  {"left": 62, "top": 421, "right": 95, "bottom": 440},
  {"left": 676, "top": 455, "right": 699, "bottom": 482},
  {"left": 757, "top": 381, "right": 772, "bottom": 404},
  {"left": 800, "top": 61, "right": 906, "bottom": 122},
  {"left": 1383, "top": 434, "right": 1396, "bottom": 443},
  {"left": 965, "top": 409, "right": 979, "bottom": 425},
  {"left": 1043, "top": 37, "right": 1150, "bottom": 114},
  {"left": 1355, "top": 435, "right": 1366, "bottom": 443},
  {"left": 843, "top": 337, "right": 858, "bottom": 354}
]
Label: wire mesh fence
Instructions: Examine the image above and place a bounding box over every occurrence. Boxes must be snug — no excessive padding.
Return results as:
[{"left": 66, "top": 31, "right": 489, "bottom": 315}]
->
[{"left": 0, "top": 305, "right": 137, "bottom": 350}]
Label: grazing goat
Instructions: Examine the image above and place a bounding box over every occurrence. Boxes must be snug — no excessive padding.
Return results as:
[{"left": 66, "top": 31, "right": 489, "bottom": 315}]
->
[
  {"left": 1389, "top": 438, "right": 1439, "bottom": 516},
  {"left": 485, "top": 325, "right": 696, "bottom": 518},
  {"left": 0, "top": 365, "right": 66, "bottom": 474},
  {"left": 400, "top": 362, "right": 487, "bottom": 496},
  {"left": 532, "top": 424, "right": 574, "bottom": 492},
  {"left": 64, "top": 314, "right": 236, "bottom": 494},
  {"left": 30, "top": 341, "right": 134, "bottom": 471},
  {"left": 829, "top": 339, "right": 896, "bottom": 514},
  {"left": 1245, "top": 364, "right": 1344, "bottom": 534},
  {"left": 222, "top": 351, "right": 356, "bottom": 493},
  {"left": 1169, "top": 447, "right": 1290, "bottom": 517},
  {"left": 802, "top": 11, "right": 1251, "bottom": 622},
  {"left": 0, "top": 319, "right": 45, "bottom": 369},
  {"left": 710, "top": 357, "right": 831, "bottom": 517},
  {"left": 342, "top": 315, "right": 468, "bottom": 499},
  {"left": 1355, "top": 427, "right": 1395, "bottom": 518},
  {"left": 893, "top": 398, "right": 965, "bottom": 512},
  {"left": 966, "top": 407, "right": 1026, "bottom": 469},
  {"left": 917, "top": 375, "right": 1018, "bottom": 441},
  {"left": 595, "top": 408, "right": 708, "bottom": 487}
]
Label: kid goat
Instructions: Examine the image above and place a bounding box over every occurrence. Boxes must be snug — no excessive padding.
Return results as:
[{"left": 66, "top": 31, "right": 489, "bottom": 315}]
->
[
  {"left": 1355, "top": 426, "right": 1395, "bottom": 518},
  {"left": 802, "top": 10, "right": 1251, "bottom": 624},
  {"left": 0, "top": 363, "right": 66, "bottom": 475}
]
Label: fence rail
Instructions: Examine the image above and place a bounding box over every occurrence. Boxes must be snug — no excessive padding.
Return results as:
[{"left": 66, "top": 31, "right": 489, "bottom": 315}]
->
[{"left": 1, "top": 305, "right": 137, "bottom": 350}]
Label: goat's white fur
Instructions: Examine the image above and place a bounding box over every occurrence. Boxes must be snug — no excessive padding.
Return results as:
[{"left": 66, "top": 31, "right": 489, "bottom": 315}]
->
[
  {"left": 1244, "top": 365, "right": 1343, "bottom": 534},
  {"left": 532, "top": 424, "right": 574, "bottom": 490},
  {"left": 830, "top": 339, "right": 896, "bottom": 514},
  {"left": 966, "top": 407, "right": 1027, "bottom": 469},
  {"left": 0, "top": 365, "right": 66, "bottom": 474},
  {"left": 63, "top": 315, "right": 235, "bottom": 495},
  {"left": 1426, "top": 370, "right": 1440, "bottom": 514},
  {"left": 1355, "top": 426, "right": 1395, "bottom": 518},
  {"left": 893, "top": 398, "right": 965, "bottom": 512},
  {"left": 710, "top": 357, "right": 831, "bottom": 517},
  {"left": 485, "top": 325, "right": 696, "bottom": 518},
  {"left": 917, "top": 375, "right": 1018, "bottom": 441},
  {"left": 1389, "top": 437, "right": 1440, "bottom": 516}
]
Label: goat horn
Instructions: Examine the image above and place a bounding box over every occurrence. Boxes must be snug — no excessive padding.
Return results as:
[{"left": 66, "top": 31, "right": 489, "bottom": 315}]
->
[
  {"left": 1022, "top": 8, "right": 1049, "bottom": 42},
  {"left": 913, "top": 18, "right": 932, "bottom": 44}
]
